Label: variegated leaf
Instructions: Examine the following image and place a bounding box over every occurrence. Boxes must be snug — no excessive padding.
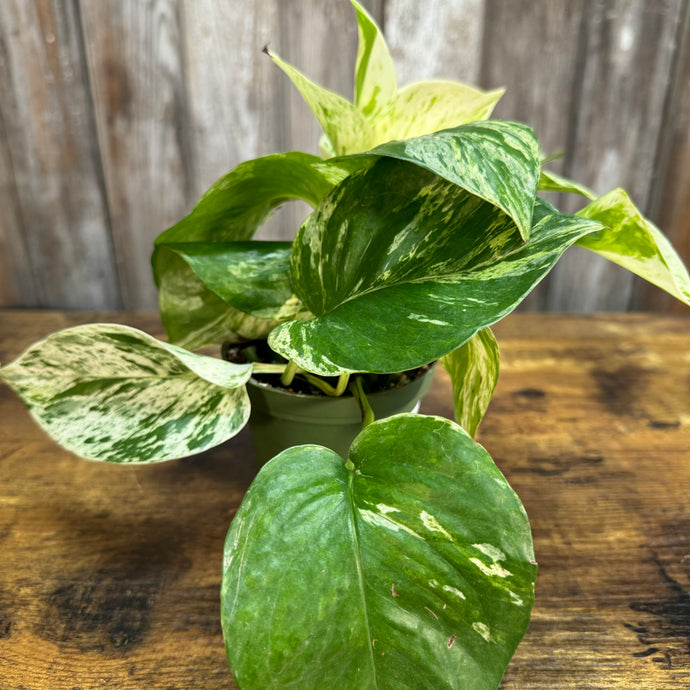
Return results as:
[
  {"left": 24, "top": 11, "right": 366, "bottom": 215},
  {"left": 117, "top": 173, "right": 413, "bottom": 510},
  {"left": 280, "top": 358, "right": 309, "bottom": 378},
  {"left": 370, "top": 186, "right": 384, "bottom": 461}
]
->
[
  {"left": 372, "top": 80, "right": 504, "bottom": 146},
  {"left": 0, "top": 324, "right": 252, "bottom": 462},
  {"left": 153, "top": 153, "right": 358, "bottom": 347},
  {"left": 163, "top": 242, "right": 294, "bottom": 319},
  {"left": 576, "top": 188, "right": 690, "bottom": 306},
  {"left": 155, "top": 247, "right": 304, "bottom": 351},
  {"left": 369, "top": 121, "right": 540, "bottom": 239},
  {"left": 270, "top": 160, "right": 602, "bottom": 375},
  {"left": 351, "top": 0, "right": 397, "bottom": 120},
  {"left": 267, "top": 48, "right": 376, "bottom": 155},
  {"left": 538, "top": 169, "right": 596, "bottom": 200},
  {"left": 222, "top": 414, "right": 536, "bottom": 690},
  {"left": 440, "top": 328, "right": 500, "bottom": 438}
]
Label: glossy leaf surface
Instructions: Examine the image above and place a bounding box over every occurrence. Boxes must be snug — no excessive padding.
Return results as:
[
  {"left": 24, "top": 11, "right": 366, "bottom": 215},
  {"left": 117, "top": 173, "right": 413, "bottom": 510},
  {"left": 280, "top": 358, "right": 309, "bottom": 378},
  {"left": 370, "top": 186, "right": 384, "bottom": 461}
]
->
[
  {"left": 155, "top": 249, "right": 303, "bottom": 350},
  {"left": 163, "top": 242, "right": 294, "bottom": 318},
  {"left": 440, "top": 328, "right": 500, "bottom": 437},
  {"left": 577, "top": 188, "right": 690, "bottom": 306},
  {"left": 222, "top": 414, "right": 536, "bottom": 690},
  {"left": 270, "top": 161, "right": 602, "bottom": 375},
  {"left": 153, "top": 153, "right": 357, "bottom": 347},
  {"left": 0, "top": 324, "right": 252, "bottom": 462},
  {"left": 369, "top": 121, "right": 540, "bottom": 239}
]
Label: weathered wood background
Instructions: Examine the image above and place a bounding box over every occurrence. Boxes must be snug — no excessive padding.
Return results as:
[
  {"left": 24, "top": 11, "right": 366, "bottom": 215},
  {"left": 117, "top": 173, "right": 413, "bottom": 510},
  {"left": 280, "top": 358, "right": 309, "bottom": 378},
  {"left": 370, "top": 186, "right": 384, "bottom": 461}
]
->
[{"left": 0, "top": 0, "right": 689, "bottom": 313}]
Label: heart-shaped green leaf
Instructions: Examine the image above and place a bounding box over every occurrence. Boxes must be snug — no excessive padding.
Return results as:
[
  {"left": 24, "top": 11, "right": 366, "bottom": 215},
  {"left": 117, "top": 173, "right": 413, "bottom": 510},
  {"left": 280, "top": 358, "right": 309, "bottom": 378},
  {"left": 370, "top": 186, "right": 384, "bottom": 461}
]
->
[
  {"left": 369, "top": 121, "right": 540, "bottom": 239},
  {"left": 576, "top": 188, "right": 690, "bottom": 306},
  {"left": 352, "top": 0, "right": 396, "bottom": 120},
  {"left": 221, "top": 414, "right": 536, "bottom": 689},
  {"left": 153, "top": 153, "right": 358, "bottom": 347},
  {"left": 163, "top": 242, "right": 294, "bottom": 319},
  {"left": 155, "top": 247, "right": 305, "bottom": 350},
  {"left": 0, "top": 324, "right": 252, "bottom": 462},
  {"left": 441, "top": 328, "right": 500, "bottom": 437},
  {"left": 270, "top": 160, "right": 602, "bottom": 375}
]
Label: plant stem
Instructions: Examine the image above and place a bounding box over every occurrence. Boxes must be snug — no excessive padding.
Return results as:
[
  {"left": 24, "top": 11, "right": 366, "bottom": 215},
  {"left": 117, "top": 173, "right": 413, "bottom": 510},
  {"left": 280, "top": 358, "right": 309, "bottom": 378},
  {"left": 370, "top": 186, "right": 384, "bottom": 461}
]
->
[
  {"left": 252, "top": 363, "right": 289, "bottom": 374},
  {"left": 281, "top": 360, "right": 299, "bottom": 387},
  {"left": 303, "top": 372, "right": 350, "bottom": 397},
  {"left": 350, "top": 376, "right": 375, "bottom": 430}
]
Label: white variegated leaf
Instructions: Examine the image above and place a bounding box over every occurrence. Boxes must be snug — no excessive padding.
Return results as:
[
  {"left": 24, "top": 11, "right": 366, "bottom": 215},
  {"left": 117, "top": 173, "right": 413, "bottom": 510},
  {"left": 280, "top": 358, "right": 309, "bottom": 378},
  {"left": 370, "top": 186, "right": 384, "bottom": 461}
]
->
[{"left": 0, "top": 324, "right": 252, "bottom": 463}]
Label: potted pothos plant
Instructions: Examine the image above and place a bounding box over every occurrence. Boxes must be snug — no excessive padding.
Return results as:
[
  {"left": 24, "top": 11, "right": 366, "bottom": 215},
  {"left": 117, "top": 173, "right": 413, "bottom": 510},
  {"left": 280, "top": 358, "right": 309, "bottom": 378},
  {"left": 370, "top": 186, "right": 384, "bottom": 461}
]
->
[{"left": 2, "top": 2, "right": 689, "bottom": 688}]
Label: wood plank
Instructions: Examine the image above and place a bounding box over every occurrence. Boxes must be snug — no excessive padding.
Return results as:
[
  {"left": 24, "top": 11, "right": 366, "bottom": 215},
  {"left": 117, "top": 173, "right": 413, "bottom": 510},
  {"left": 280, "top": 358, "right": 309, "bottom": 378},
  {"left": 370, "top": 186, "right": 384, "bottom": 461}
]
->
[
  {"left": 0, "top": 1, "right": 121, "bottom": 309},
  {"left": 546, "top": 0, "right": 685, "bottom": 312},
  {"left": 181, "top": 0, "right": 282, "bottom": 218},
  {"left": 384, "top": 0, "right": 485, "bottom": 86},
  {"left": 0, "top": 311, "right": 689, "bottom": 687},
  {"left": 479, "top": 0, "right": 587, "bottom": 311},
  {"left": 80, "top": 0, "right": 195, "bottom": 310},
  {"left": 644, "top": 0, "right": 690, "bottom": 313}
]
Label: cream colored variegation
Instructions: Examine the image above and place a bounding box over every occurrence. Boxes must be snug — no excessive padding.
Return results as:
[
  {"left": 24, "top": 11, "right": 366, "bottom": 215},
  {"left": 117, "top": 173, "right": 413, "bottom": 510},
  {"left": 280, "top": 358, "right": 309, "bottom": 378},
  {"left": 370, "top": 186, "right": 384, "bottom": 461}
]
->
[
  {"left": 440, "top": 327, "right": 500, "bottom": 437},
  {"left": 270, "top": 0, "right": 503, "bottom": 157},
  {"left": 0, "top": 324, "right": 252, "bottom": 463},
  {"left": 577, "top": 188, "right": 690, "bottom": 306}
]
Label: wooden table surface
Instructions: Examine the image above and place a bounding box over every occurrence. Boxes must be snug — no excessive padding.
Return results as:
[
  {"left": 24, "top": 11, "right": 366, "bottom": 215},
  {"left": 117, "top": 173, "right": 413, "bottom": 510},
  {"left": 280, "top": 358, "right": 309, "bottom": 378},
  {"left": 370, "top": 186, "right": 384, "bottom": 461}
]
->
[{"left": 0, "top": 310, "right": 689, "bottom": 689}]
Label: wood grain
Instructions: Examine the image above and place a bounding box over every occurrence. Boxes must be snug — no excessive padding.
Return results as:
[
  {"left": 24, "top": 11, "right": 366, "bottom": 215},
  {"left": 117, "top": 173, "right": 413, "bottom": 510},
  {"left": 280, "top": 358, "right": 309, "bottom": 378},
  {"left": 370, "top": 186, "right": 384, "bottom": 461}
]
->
[
  {"left": 0, "top": 310, "right": 688, "bottom": 687},
  {"left": 645, "top": 0, "right": 690, "bottom": 313},
  {"left": 0, "top": 1, "right": 121, "bottom": 309},
  {"left": 479, "top": 0, "right": 588, "bottom": 311},
  {"left": 80, "top": 0, "right": 195, "bottom": 310},
  {"left": 0, "top": 1, "right": 688, "bottom": 313},
  {"left": 546, "top": 0, "right": 686, "bottom": 312}
]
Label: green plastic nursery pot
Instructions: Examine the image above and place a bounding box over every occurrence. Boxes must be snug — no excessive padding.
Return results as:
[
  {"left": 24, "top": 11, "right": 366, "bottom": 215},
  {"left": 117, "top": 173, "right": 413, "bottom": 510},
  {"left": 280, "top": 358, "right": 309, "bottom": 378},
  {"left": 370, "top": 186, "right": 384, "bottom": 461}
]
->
[{"left": 246, "top": 367, "right": 436, "bottom": 465}]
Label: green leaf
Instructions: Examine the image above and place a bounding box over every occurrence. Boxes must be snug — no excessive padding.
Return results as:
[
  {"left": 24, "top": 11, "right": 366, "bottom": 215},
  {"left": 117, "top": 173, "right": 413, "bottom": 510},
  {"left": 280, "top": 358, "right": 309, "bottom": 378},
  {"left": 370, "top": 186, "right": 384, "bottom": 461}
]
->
[
  {"left": 222, "top": 414, "right": 535, "bottom": 690},
  {"left": 369, "top": 121, "right": 541, "bottom": 239},
  {"left": 267, "top": 48, "right": 376, "bottom": 155},
  {"left": 153, "top": 153, "right": 357, "bottom": 347},
  {"left": 575, "top": 189, "right": 690, "bottom": 306},
  {"left": 440, "top": 328, "right": 500, "bottom": 437},
  {"left": 538, "top": 169, "right": 596, "bottom": 200},
  {"left": 351, "top": 0, "right": 397, "bottom": 119},
  {"left": 155, "top": 247, "right": 304, "bottom": 350},
  {"left": 163, "top": 242, "right": 294, "bottom": 319},
  {"left": 373, "top": 80, "right": 504, "bottom": 146},
  {"left": 270, "top": 159, "right": 602, "bottom": 375},
  {"left": 0, "top": 324, "right": 252, "bottom": 462}
]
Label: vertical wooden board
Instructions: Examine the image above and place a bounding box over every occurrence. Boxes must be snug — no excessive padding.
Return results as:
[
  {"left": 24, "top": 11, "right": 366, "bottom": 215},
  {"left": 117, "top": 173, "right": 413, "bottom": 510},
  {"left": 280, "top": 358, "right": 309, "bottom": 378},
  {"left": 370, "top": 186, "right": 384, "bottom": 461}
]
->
[
  {"left": 181, "top": 0, "right": 281, "bottom": 197},
  {"left": 80, "top": 0, "right": 194, "bottom": 310},
  {"left": 383, "top": 0, "right": 485, "bottom": 86},
  {"left": 644, "top": 1, "right": 690, "bottom": 314},
  {"left": 181, "top": 0, "right": 294, "bottom": 240},
  {"left": 0, "top": 1, "right": 120, "bottom": 309},
  {"left": 0, "top": 120, "right": 37, "bottom": 306},
  {"left": 479, "top": 0, "right": 587, "bottom": 311},
  {"left": 546, "top": 0, "right": 685, "bottom": 312}
]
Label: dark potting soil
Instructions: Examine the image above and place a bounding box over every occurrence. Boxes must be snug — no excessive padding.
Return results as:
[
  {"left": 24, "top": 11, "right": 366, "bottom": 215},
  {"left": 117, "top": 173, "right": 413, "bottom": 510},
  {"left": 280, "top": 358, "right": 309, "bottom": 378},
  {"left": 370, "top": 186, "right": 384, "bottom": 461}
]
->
[{"left": 222, "top": 339, "right": 432, "bottom": 397}]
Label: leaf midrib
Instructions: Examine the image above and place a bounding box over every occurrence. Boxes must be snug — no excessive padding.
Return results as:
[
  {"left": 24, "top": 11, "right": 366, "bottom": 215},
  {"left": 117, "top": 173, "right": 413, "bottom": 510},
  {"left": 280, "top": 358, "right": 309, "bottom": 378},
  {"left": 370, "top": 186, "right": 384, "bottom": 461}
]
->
[{"left": 346, "top": 469, "right": 378, "bottom": 689}]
